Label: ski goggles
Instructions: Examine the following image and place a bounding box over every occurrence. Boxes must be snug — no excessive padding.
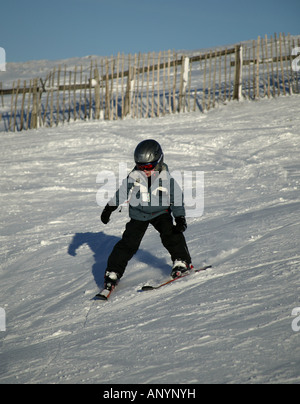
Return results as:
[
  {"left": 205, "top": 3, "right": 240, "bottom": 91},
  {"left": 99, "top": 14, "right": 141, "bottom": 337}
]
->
[{"left": 136, "top": 160, "right": 159, "bottom": 171}]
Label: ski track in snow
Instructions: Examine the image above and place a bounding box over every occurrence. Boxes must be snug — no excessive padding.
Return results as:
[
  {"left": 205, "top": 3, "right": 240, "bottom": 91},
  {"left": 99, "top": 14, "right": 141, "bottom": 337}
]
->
[{"left": 0, "top": 94, "right": 300, "bottom": 384}]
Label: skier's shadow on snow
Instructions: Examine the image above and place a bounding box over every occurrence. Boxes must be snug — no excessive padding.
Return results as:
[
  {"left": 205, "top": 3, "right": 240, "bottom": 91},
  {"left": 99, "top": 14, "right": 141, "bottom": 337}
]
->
[{"left": 68, "top": 231, "right": 169, "bottom": 288}]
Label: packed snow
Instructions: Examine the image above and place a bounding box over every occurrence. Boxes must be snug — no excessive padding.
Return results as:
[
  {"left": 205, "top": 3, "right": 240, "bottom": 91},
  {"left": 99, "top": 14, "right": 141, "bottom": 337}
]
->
[{"left": 0, "top": 76, "right": 300, "bottom": 382}]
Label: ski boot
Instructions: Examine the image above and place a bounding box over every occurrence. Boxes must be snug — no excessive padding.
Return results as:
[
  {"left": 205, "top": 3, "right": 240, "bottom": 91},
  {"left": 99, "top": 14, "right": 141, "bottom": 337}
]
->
[
  {"left": 104, "top": 271, "right": 120, "bottom": 291},
  {"left": 94, "top": 271, "right": 120, "bottom": 300},
  {"left": 171, "top": 260, "right": 190, "bottom": 279}
]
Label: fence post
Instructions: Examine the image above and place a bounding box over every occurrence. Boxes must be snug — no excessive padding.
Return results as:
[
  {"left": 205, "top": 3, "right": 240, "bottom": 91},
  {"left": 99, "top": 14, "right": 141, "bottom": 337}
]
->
[
  {"left": 31, "top": 78, "right": 38, "bottom": 129},
  {"left": 94, "top": 67, "right": 100, "bottom": 119},
  {"left": 255, "top": 36, "right": 260, "bottom": 98},
  {"left": 233, "top": 45, "right": 243, "bottom": 100},
  {"left": 20, "top": 80, "right": 26, "bottom": 130},
  {"left": 13, "top": 79, "right": 20, "bottom": 131},
  {"left": 26, "top": 80, "right": 32, "bottom": 130},
  {"left": 56, "top": 66, "right": 61, "bottom": 125},
  {"left": 178, "top": 56, "right": 190, "bottom": 112},
  {"left": 124, "top": 65, "right": 134, "bottom": 117},
  {"left": 0, "top": 82, "right": 3, "bottom": 107}
]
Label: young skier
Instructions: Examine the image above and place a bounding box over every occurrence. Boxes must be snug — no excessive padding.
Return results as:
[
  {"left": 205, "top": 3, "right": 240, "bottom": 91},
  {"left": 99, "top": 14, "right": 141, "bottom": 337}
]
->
[{"left": 100, "top": 139, "right": 191, "bottom": 293}]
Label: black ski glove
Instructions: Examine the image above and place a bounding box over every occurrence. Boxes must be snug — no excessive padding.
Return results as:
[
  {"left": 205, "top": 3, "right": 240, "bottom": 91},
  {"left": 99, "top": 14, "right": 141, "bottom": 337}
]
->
[
  {"left": 173, "top": 216, "right": 187, "bottom": 233},
  {"left": 101, "top": 204, "right": 118, "bottom": 224}
]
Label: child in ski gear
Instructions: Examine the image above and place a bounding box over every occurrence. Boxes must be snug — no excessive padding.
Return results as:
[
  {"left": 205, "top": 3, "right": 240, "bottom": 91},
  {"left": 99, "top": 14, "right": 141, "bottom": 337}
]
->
[{"left": 100, "top": 139, "right": 191, "bottom": 291}]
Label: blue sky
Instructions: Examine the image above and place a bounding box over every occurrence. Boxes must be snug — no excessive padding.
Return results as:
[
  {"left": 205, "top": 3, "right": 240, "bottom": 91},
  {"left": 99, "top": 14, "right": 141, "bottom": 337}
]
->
[{"left": 1, "top": 0, "right": 299, "bottom": 62}]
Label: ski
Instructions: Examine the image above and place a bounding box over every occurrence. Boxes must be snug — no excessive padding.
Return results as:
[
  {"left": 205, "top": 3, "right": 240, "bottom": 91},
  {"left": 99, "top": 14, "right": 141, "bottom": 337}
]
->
[
  {"left": 141, "top": 265, "right": 212, "bottom": 291},
  {"left": 93, "top": 265, "right": 212, "bottom": 300}
]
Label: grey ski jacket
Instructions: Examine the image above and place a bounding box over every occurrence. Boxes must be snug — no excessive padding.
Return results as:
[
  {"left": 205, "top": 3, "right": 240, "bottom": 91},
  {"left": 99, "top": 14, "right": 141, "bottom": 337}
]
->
[{"left": 108, "top": 163, "right": 186, "bottom": 221}]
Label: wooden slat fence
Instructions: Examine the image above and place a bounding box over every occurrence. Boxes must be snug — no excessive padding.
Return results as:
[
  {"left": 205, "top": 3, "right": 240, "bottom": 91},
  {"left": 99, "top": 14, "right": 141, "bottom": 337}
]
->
[
  {"left": 242, "top": 33, "right": 300, "bottom": 99},
  {"left": 0, "top": 33, "right": 299, "bottom": 132}
]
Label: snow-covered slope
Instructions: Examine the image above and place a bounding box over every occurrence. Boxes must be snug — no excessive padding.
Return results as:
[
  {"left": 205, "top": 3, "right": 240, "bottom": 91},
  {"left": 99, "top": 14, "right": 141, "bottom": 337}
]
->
[{"left": 0, "top": 94, "right": 300, "bottom": 384}]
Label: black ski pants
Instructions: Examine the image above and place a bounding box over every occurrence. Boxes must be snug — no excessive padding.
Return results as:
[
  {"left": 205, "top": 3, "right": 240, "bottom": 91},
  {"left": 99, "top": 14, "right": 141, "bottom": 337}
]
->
[{"left": 106, "top": 213, "right": 191, "bottom": 278}]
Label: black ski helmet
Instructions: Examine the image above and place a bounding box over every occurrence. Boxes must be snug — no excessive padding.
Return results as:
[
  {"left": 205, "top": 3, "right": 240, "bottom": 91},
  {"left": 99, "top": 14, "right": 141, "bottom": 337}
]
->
[{"left": 134, "top": 139, "right": 164, "bottom": 170}]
